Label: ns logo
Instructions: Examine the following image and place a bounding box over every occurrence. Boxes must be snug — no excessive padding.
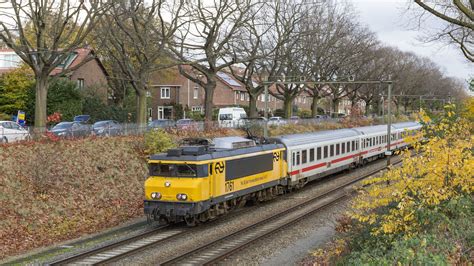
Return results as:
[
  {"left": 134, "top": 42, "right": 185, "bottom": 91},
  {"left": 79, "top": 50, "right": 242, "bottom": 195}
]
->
[
  {"left": 214, "top": 161, "right": 225, "bottom": 174},
  {"left": 273, "top": 152, "right": 280, "bottom": 162}
]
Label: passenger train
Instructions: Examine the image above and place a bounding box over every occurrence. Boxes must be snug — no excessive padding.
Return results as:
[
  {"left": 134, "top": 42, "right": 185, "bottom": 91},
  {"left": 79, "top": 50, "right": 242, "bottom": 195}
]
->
[{"left": 144, "top": 121, "right": 421, "bottom": 225}]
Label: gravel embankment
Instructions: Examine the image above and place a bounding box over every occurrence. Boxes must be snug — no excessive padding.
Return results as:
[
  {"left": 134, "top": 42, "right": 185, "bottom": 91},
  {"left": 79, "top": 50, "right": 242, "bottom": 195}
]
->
[{"left": 115, "top": 157, "right": 393, "bottom": 265}]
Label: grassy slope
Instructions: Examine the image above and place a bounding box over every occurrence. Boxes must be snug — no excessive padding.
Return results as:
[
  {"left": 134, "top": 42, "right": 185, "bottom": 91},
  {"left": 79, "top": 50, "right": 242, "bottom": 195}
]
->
[{"left": 0, "top": 136, "right": 147, "bottom": 259}]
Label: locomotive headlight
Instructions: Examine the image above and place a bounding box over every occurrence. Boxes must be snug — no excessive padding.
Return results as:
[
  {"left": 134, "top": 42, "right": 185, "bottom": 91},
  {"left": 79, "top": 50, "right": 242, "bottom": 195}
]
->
[
  {"left": 150, "top": 192, "right": 161, "bottom": 199},
  {"left": 176, "top": 193, "right": 188, "bottom": 201}
]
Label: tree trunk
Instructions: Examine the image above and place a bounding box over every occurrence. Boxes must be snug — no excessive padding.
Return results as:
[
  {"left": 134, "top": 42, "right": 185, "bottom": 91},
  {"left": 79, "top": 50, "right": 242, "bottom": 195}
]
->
[
  {"left": 204, "top": 80, "right": 216, "bottom": 122},
  {"left": 34, "top": 76, "right": 48, "bottom": 129},
  {"left": 365, "top": 101, "right": 370, "bottom": 115},
  {"left": 283, "top": 97, "right": 292, "bottom": 118},
  {"left": 311, "top": 96, "right": 318, "bottom": 117},
  {"left": 249, "top": 93, "right": 258, "bottom": 118},
  {"left": 135, "top": 90, "right": 147, "bottom": 126},
  {"left": 332, "top": 98, "right": 339, "bottom": 114}
]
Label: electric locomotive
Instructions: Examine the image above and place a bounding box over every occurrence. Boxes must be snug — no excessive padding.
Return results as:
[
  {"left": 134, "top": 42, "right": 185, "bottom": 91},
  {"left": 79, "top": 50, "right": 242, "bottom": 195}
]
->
[{"left": 144, "top": 137, "right": 287, "bottom": 225}]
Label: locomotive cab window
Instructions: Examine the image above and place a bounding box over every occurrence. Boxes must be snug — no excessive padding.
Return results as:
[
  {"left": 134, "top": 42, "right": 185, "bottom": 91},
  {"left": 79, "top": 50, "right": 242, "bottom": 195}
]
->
[{"left": 149, "top": 163, "right": 208, "bottom": 177}]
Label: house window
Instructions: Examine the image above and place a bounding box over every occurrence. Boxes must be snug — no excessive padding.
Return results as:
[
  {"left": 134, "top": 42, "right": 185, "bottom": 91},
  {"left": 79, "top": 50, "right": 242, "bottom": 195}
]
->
[
  {"left": 148, "top": 108, "right": 152, "bottom": 119},
  {"left": 303, "top": 96, "right": 306, "bottom": 104},
  {"left": 235, "top": 91, "right": 240, "bottom": 100},
  {"left": 192, "top": 106, "right": 203, "bottom": 113},
  {"left": 161, "top": 87, "right": 170, "bottom": 99},
  {"left": 77, "top": 78, "right": 84, "bottom": 89},
  {"left": 241, "top": 92, "right": 245, "bottom": 101},
  {"left": 193, "top": 87, "right": 198, "bottom": 99}
]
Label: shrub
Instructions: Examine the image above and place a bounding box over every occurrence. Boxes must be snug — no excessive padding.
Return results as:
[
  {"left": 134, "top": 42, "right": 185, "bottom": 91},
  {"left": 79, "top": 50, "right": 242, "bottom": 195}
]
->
[{"left": 144, "top": 129, "right": 176, "bottom": 155}]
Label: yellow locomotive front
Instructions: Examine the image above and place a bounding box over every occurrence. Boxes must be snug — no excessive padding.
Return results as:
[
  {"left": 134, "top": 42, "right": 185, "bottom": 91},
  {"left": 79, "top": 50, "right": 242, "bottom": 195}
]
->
[
  {"left": 144, "top": 146, "right": 212, "bottom": 224},
  {"left": 144, "top": 138, "right": 287, "bottom": 226}
]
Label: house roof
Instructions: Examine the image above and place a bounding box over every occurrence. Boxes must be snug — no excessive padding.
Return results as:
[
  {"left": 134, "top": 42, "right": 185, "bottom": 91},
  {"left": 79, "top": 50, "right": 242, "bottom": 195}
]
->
[
  {"left": 0, "top": 47, "right": 108, "bottom": 77},
  {"left": 50, "top": 48, "right": 108, "bottom": 77}
]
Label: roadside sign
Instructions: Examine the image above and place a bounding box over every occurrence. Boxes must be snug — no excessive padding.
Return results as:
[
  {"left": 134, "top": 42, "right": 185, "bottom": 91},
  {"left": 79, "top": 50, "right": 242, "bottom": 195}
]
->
[{"left": 17, "top": 110, "right": 25, "bottom": 126}]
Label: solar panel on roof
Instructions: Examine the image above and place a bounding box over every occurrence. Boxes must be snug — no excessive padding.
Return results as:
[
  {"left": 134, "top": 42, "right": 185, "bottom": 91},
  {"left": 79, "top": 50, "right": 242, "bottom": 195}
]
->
[{"left": 217, "top": 72, "right": 241, "bottom": 87}]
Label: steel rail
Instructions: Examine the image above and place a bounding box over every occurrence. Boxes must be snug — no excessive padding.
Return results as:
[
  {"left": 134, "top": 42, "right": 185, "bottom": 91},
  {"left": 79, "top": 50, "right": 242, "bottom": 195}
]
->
[
  {"left": 48, "top": 225, "right": 185, "bottom": 265},
  {"left": 161, "top": 158, "right": 405, "bottom": 266}
]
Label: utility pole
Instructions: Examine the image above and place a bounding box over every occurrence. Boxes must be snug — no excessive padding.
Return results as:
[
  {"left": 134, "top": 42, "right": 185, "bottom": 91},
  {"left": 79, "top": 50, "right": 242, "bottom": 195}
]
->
[
  {"left": 386, "top": 76, "right": 392, "bottom": 168},
  {"left": 263, "top": 76, "right": 269, "bottom": 138}
]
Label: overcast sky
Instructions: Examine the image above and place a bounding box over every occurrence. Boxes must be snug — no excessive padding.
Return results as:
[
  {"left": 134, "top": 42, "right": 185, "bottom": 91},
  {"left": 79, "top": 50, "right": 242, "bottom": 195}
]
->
[{"left": 350, "top": 0, "right": 472, "bottom": 82}]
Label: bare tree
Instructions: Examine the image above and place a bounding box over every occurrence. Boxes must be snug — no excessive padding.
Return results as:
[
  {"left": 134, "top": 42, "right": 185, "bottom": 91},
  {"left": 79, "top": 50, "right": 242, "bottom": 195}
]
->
[
  {"left": 301, "top": 2, "right": 357, "bottom": 116},
  {"left": 413, "top": 0, "right": 474, "bottom": 62},
  {"left": 0, "top": 0, "right": 106, "bottom": 128},
  {"left": 96, "top": 0, "right": 185, "bottom": 125},
  {"left": 227, "top": 0, "right": 307, "bottom": 118},
  {"left": 323, "top": 25, "right": 378, "bottom": 114},
  {"left": 169, "top": 0, "right": 257, "bottom": 122}
]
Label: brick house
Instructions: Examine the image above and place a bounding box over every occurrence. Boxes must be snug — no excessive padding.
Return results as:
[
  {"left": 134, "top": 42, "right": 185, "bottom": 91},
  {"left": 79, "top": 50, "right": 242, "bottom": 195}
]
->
[
  {"left": 148, "top": 66, "right": 256, "bottom": 120},
  {"left": 148, "top": 66, "right": 316, "bottom": 120},
  {"left": 0, "top": 48, "right": 109, "bottom": 101}
]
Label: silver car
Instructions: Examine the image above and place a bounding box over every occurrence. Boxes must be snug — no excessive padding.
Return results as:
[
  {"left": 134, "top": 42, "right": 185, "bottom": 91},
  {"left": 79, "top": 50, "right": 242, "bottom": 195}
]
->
[{"left": 0, "top": 121, "right": 30, "bottom": 143}]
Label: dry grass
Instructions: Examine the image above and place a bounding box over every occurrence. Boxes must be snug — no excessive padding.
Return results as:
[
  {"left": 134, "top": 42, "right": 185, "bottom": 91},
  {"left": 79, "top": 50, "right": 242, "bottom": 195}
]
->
[{"left": 0, "top": 136, "right": 147, "bottom": 259}]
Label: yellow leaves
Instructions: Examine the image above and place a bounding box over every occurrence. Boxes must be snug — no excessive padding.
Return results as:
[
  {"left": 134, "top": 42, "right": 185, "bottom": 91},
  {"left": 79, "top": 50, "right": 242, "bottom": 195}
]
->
[{"left": 350, "top": 108, "right": 473, "bottom": 238}]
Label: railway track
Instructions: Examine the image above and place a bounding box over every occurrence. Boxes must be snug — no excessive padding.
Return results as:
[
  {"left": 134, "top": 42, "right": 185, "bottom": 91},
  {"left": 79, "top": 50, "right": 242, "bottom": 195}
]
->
[
  {"left": 160, "top": 159, "right": 404, "bottom": 265},
  {"left": 48, "top": 156, "right": 406, "bottom": 266},
  {"left": 48, "top": 225, "right": 186, "bottom": 265}
]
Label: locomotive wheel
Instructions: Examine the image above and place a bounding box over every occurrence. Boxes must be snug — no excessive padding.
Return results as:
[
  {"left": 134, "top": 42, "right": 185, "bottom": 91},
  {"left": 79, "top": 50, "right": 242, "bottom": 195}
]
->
[{"left": 185, "top": 215, "right": 198, "bottom": 226}]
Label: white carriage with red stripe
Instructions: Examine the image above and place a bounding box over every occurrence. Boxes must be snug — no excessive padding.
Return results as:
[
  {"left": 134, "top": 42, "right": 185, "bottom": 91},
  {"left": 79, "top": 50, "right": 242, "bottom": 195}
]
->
[{"left": 272, "top": 122, "right": 421, "bottom": 188}]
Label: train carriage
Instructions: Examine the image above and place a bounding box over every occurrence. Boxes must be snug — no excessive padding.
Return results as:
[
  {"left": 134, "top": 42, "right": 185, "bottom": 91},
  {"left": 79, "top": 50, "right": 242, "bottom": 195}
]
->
[{"left": 271, "top": 129, "right": 361, "bottom": 188}]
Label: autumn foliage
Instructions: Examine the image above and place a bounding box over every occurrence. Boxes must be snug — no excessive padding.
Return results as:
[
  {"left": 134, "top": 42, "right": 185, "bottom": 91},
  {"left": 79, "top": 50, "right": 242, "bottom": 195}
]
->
[
  {"left": 311, "top": 103, "right": 474, "bottom": 264},
  {"left": 0, "top": 137, "right": 147, "bottom": 259}
]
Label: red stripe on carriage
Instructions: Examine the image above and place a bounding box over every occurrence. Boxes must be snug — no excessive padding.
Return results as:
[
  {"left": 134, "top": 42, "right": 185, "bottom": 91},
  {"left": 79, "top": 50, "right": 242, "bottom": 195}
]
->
[
  {"left": 289, "top": 170, "right": 300, "bottom": 175},
  {"left": 302, "top": 162, "right": 326, "bottom": 172}
]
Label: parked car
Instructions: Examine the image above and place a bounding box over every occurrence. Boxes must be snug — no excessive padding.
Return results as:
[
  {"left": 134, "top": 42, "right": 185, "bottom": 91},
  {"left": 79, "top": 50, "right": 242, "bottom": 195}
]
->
[
  {"left": 0, "top": 121, "right": 30, "bottom": 143},
  {"left": 218, "top": 107, "right": 247, "bottom": 128},
  {"left": 268, "top": 116, "right": 287, "bottom": 126},
  {"left": 176, "top": 119, "right": 199, "bottom": 130},
  {"left": 50, "top": 122, "right": 90, "bottom": 138},
  {"left": 92, "top": 120, "right": 123, "bottom": 136},
  {"left": 73, "top": 115, "right": 91, "bottom": 123},
  {"left": 147, "top": 119, "right": 175, "bottom": 130},
  {"left": 289, "top": 116, "right": 300, "bottom": 124}
]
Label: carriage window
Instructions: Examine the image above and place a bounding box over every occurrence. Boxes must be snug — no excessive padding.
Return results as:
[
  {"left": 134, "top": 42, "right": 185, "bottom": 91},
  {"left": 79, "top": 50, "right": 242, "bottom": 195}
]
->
[
  {"left": 296, "top": 151, "right": 300, "bottom": 165},
  {"left": 309, "top": 148, "right": 315, "bottom": 162},
  {"left": 352, "top": 141, "right": 355, "bottom": 151},
  {"left": 302, "top": 150, "right": 307, "bottom": 164},
  {"left": 336, "top": 143, "right": 340, "bottom": 155},
  {"left": 355, "top": 141, "right": 359, "bottom": 150},
  {"left": 342, "top": 142, "right": 345, "bottom": 154},
  {"left": 324, "top": 146, "right": 328, "bottom": 158},
  {"left": 330, "top": 145, "right": 334, "bottom": 157},
  {"left": 292, "top": 152, "right": 296, "bottom": 166},
  {"left": 347, "top": 141, "right": 351, "bottom": 152},
  {"left": 317, "top": 147, "right": 322, "bottom": 160}
]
